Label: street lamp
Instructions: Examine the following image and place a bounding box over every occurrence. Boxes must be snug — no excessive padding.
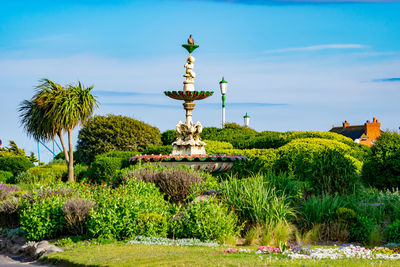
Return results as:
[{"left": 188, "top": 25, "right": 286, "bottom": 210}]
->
[
  {"left": 219, "top": 77, "right": 228, "bottom": 128},
  {"left": 243, "top": 113, "right": 250, "bottom": 127}
]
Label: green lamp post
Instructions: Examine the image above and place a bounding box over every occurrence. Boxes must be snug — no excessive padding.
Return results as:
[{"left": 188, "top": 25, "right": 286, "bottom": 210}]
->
[{"left": 219, "top": 77, "right": 228, "bottom": 128}]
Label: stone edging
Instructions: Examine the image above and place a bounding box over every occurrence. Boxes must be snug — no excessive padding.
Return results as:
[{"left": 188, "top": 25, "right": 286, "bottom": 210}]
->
[{"left": 0, "top": 234, "right": 62, "bottom": 260}]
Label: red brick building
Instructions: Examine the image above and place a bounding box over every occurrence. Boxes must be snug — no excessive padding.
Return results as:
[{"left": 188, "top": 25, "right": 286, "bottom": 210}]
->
[{"left": 329, "top": 117, "right": 381, "bottom": 146}]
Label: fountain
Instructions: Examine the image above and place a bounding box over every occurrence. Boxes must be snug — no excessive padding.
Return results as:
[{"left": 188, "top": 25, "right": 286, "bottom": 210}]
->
[{"left": 130, "top": 36, "right": 247, "bottom": 172}]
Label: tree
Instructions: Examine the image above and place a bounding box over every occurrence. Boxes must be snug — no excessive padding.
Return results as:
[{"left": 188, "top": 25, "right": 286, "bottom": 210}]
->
[
  {"left": 19, "top": 79, "right": 98, "bottom": 182},
  {"left": 76, "top": 115, "right": 162, "bottom": 164},
  {"left": 362, "top": 131, "right": 400, "bottom": 189}
]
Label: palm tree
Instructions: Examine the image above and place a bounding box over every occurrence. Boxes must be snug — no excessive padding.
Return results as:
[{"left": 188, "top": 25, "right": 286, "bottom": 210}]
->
[{"left": 19, "top": 79, "right": 98, "bottom": 182}]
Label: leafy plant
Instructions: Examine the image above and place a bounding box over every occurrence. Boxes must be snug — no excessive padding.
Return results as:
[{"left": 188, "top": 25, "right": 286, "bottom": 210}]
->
[
  {"left": 19, "top": 194, "right": 68, "bottom": 241},
  {"left": 349, "top": 215, "right": 376, "bottom": 244},
  {"left": 87, "top": 179, "right": 169, "bottom": 240},
  {"left": 0, "top": 170, "right": 14, "bottom": 184},
  {"left": 171, "top": 197, "right": 241, "bottom": 242},
  {"left": 385, "top": 220, "right": 400, "bottom": 243}
]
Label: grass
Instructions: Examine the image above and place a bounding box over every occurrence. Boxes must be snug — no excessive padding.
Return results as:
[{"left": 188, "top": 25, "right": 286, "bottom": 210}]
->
[{"left": 41, "top": 242, "right": 400, "bottom": 267}]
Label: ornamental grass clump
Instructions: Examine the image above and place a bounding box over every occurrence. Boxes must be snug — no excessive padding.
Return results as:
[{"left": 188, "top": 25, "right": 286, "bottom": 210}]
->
[
  {"left": 63, "top": 198, "right": 95, "bottom": 236},
  {"left": 0, "top": 198, "right": 21, "bottom": 228},
  {"left": 122, "top": 166, "right": 204, "bottom": 203},
  {"left": 221, "top": 174, "right": 294, "bottom": 227}
]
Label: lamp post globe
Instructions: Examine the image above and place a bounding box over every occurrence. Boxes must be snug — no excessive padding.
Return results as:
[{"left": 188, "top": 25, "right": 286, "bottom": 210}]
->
[
  {"left": 243, "top": 113, "right": 250, "bottom": 127},
  {"left": 219, "top": 77, "right": 228, "bottom": 128}
]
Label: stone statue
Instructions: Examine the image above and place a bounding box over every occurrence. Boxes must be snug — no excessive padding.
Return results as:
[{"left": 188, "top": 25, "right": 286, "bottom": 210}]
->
[{"left": 184, "top": 55, "right": 196, "bottom": 82}]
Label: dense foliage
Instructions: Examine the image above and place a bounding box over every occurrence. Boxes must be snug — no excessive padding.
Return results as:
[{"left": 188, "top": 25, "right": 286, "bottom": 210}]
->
[
  {"left": 76, "top": 115, "right": 162, "bottom": 164},
  {"left": 362, "top": 131, "right": 400, "bottom": 189},
  {"left": 0, "top": 156, "right": 34, "bottom": 176},
  {"left": 171, "top": 197, "right": 241, "bottom": 242},
  {"left": 87, "top": 179, "right": 169, "bottom": 240}
]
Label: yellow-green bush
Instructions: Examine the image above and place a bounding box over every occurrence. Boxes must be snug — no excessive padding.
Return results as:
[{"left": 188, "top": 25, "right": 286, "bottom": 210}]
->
[
  {"left": 203, "top": 140, "right": 233, "bottom": 154},
  {"left": 274, "top": 140, "right": 361, "bottom": 195},
  {"left": 286, "top": 131, "right": 355, "bottom": 147}
]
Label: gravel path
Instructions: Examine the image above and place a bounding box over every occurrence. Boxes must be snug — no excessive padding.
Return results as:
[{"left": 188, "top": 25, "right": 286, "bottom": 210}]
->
[{"left": 0, "top": 254, "right": 53, "bottom": 267}]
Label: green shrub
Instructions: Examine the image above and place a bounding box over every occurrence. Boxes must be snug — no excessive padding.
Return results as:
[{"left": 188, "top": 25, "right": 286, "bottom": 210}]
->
[
  {"left": 336, "top": 207, "right": 356, "bottom": 225},
  {"left": 221, "top": 174, "right": 294, "bottom": 227},
  {"left": 29, "top": 164, "right": 67, "bottom": 182},
  {"left": 76, "top": 115, "right": 162, "bottom": 164},
  {"left": 203, "top": 140, "right": 233, "bottom": 154},
  {"left": 385, "top": 220, "right": 400, "bottom": 243},
  {"left": 100, "top": 150, "right": 140, "bottom": 159},
  {"left": 20, "top": 194, "right": 68, "bottom": 241},
  {"left": 362, "top": 131, "right": 400, "bottom": 189},
  {"left": 274, "top": 140, "right": 360, "bottom": 195},
  {"left": 161, "top": 130, "right": 177, "bottom": 145},
  {"left": 87, "top": 179, "right": 169, "bottom": 240},
  {"left": 349, "top": 215, "right": 376, "bottom": 244},
  {"left": 136, "top": 213, "right": 168, "bottom": 237},
  {"left": 142, "top": 145, "right": 172, "bottom": 155},
  {"left": 171, "top": 197, "right": 241, "bottom": 242},
  {"left": 0, "top": 156, "right": 34, "bottom": 176},
  {"left": 0, "top": 170, "right": 14, "bottom": 184},
  {"left": 14, "top": 171, "right": 34, "bottom": 184},
  {"left": 74, "top": 163, "right": 89, "bottom": 180},
  {"left": 299, "top": 195, "right": 350, "bottom": 230},
  {"left": 88, "top": 155, "right": 128, "bottom": 183},
  {"left": 286, "top": 131, "right": 356, "bottom": 147}
]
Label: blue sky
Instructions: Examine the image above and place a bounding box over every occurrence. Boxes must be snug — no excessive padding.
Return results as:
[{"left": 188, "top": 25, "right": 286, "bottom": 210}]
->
[{"left": 1, "top": 0, "right": 400, "bottom": 162}]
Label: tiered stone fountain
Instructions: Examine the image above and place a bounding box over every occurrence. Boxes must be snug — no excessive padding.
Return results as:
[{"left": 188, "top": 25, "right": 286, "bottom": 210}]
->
[{"left": 130, "top": 36, "right": 246, "bottom": 172}]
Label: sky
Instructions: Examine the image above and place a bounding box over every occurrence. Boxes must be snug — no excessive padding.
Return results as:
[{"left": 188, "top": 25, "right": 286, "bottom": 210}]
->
[{"left": 1, "top": 0, "right": 400, "bottom": 162}]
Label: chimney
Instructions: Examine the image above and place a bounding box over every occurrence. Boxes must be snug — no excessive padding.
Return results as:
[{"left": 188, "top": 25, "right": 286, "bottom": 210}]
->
[{"left": 343, "top": 120, "right": 350, "bottom": 127}]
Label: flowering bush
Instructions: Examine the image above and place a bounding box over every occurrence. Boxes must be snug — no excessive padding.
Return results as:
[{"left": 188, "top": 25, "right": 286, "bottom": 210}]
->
[
  {"left": 127, "top": 236, "right": 219, "bottom": 247},
  {"left": 257, "top": 245, "right": 281, "bottom": 254}
]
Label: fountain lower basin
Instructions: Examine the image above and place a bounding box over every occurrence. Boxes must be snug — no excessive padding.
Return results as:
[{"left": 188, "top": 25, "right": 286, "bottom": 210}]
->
[{"left": 129, "top": 154, "right": 247, "bottom": 173}]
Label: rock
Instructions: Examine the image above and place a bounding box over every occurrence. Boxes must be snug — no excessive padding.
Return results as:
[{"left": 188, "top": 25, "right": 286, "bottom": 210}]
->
[
  {"left": 193, "top": 195, "right": 209, "bottom": 202},
  {"left": 9, "top": 244, "right": 23, "bottom": 254},
  {"left": 21, "top": 241, "right": 37, "bottom": 258},
  {"left": 40, "top": 246, "right": 63, "bottom": 258},
  {"left": 10, "top": 235, "right": 26, "bottom": 245},
  {"left": 203, "top": 189, "right": 220, "bottom": 196},
  {"left": 34, "top": 241, "right": 52, "bottom": 258}
]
